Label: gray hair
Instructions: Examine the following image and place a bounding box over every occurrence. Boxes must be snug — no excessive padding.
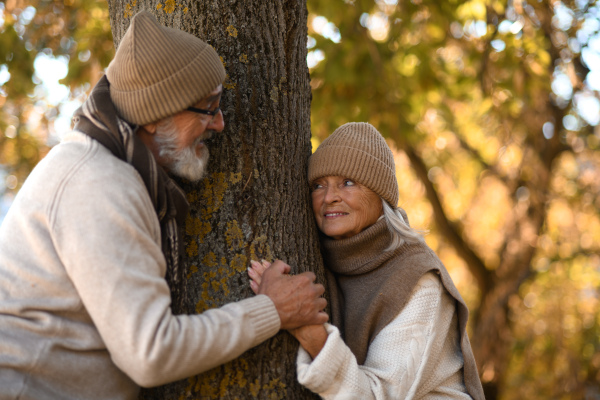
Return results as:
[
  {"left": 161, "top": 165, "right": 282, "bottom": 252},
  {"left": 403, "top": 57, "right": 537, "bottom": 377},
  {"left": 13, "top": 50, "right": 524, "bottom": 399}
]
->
[
  {"left": 382, "top": 198, "right": 425, "bottom": 252},
  {"left": 153, "top": 116, "right": 209, "bottom": 182}
]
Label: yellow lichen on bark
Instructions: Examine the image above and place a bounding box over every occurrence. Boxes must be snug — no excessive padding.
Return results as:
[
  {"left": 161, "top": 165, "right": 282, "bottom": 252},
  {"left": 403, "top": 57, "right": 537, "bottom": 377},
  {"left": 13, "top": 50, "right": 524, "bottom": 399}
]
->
[
  {"left": 195, "top": 299, "right": 207, "bottom": 313},
  {"left": 186, "top": 190, "right": 199, "bottom": 203},
  {"left": 185, "top": 215, "right": 202, "bottom": 235},
  {"left": 225, "top": 220, "right": 244, "bottom": 251},
  {"left": 185, "top": 215, "right": 212, "bottom": 244},
  {"left": 186, "top": 239, "right": 198, "bottom": 257},
  {"left": 196, "top": 368, "right": 219, "bottom": 397},
  {"left": 196, "top": 249, "right": 247, "bottom": 311},
  {"left": 249, "top": 379, "right": 261, "bottom": 397},
  {"left": 204, "top": 270, "right": 217, "bottom": 280},
  {"left": 186, "top": 264, "right": 198, "bottom": 279},
  {"left": 164, "top": 0, "right": 176, "bottom": 13},
  {"left": 200, "top": 172, "right": 228, "bottom": 219},
  {"left": 226, "top": 25, "right": 238, "bottom": 37},
  {"left": 184, "top": 358, "right": 249, "bottom": 398},
  {"left": 155, "top": 0, "right": 186, "bottom": 14},
  {"left": 230, "top": 172, "right": 242, "bottom": 184},
  {"left": 223, "top": 74, "right": 237, "bottom": 90},
  {"left": 202, "top": 252, "right": 218, "bottom": 268},
  {"left": 230, "top": 254, "right": 248, "bottom": 273},
  {"left": 219, "top": 276, "right": 229, "bottom": 295},
  {"left": 195, "top": 280, "right": 211, "bottom": 313},
  {"left": 123, "top": 3, "right": 133, "bottom": 18},
  {"left": 250, "top": 235, "right": 274, "bottom": 263},
  {"left": 263, "top": 377, "right": 287, "bottom": 395}
]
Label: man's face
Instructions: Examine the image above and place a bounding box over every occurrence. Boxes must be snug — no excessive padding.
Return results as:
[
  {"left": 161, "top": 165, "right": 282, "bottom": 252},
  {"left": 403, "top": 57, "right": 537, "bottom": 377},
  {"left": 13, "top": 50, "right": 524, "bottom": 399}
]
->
[{"left": 153, "top": 85, "right": 224, "bottom": 181}]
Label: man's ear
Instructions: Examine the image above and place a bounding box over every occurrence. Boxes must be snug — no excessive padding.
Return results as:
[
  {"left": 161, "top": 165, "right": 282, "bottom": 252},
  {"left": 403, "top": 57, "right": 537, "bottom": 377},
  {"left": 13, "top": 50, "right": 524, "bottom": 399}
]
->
[{"left": 143, "top": 122, "right": 158, "bottom": 135}]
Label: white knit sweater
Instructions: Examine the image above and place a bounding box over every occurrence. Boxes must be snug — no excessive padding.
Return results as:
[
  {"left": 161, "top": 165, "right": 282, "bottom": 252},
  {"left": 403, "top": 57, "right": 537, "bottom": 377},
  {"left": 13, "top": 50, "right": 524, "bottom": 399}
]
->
[
  {"left": 0, "top": 132, "right": 281, "bottom": 399},
  {"left": 296, "top": 272, "right": 472, "bottom": 399}
]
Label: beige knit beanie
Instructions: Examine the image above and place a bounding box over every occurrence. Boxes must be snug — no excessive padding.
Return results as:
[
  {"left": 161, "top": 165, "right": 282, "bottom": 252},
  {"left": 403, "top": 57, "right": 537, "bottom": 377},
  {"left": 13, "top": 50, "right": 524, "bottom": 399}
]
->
[
  {"left": 106, "top": 11, "right": 226, "bottom": 125},
  {"left": 308, "top": 122, "right": 399, "bottom": 207}
]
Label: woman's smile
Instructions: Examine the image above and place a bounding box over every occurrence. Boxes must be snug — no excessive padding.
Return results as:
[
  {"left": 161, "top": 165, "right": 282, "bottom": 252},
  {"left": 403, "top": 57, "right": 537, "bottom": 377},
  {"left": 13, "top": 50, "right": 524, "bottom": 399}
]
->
[{"left": 324, "top": 211, "right": 349, "bottom": 218}]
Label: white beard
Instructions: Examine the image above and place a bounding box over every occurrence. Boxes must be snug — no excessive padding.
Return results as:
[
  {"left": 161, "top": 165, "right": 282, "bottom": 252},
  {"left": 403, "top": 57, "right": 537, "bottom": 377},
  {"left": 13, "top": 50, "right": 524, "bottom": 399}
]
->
[{"left": 154, "top": 117, "right": 210, "bottom": 182}]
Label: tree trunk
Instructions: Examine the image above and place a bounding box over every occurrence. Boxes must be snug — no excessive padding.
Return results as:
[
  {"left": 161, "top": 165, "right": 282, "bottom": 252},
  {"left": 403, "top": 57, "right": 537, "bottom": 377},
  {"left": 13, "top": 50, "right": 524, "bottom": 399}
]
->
[{"left": 108, "top": 1, "right": 323, "bottom": 398}]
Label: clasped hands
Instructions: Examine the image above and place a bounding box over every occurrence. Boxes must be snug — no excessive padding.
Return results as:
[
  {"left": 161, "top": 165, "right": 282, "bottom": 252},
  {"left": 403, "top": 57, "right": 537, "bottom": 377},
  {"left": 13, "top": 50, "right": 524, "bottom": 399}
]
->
[{"left": 248, "top": 260, "right": 329, "bottom": 359}]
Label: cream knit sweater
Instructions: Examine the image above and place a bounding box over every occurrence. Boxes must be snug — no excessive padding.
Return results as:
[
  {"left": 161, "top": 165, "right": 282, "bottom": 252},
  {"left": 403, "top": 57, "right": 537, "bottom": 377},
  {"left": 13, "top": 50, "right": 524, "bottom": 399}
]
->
[
  {"left": 296, "top": 272, "right": 471, "bottom": 399},
  {"left": 0, "top": 132, "right": 280, "bottom": 399}
]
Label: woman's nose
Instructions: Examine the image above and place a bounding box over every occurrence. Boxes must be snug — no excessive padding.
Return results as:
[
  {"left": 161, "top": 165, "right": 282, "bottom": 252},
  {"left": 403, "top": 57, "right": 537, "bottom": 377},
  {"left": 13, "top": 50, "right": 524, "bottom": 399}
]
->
[{"left": 323, "top": 186, "right": 341, "bottom": 204}]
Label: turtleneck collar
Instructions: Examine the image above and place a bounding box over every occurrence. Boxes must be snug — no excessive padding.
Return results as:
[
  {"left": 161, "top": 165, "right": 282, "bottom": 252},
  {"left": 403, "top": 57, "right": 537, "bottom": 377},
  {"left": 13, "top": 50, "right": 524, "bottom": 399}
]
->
[{"left": 321, "top": 219, "right": 399, "bottom": 276}]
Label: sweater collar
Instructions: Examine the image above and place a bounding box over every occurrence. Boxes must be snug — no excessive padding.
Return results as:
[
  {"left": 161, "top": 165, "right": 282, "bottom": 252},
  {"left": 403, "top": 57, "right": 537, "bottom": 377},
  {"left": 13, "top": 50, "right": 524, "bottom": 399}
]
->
[{"left": 321, "top": 219, "right": 398, "bottom": 276}]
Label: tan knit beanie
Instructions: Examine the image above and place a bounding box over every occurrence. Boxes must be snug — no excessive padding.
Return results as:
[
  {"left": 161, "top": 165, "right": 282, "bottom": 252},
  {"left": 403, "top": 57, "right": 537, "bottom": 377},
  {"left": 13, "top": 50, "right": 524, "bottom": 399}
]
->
[
  {"left": 308, "top": 122, "right": 399, "bottom": 207},
  {"left": 106, "top": 11, "right": 226, "bottom": 125}
]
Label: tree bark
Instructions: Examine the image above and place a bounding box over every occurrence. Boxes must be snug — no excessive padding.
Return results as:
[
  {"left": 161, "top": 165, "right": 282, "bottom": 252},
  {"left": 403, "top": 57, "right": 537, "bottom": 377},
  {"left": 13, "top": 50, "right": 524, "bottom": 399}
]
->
[{"left": 108, "top": 1, "right": 323, "bottom": 398}]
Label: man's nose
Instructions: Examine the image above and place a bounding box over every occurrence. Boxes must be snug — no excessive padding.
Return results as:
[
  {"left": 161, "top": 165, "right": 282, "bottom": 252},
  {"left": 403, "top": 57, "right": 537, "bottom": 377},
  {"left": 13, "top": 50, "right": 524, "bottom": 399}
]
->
[{"left": 208, "top": 110, "right": 225, "bottom": 132}]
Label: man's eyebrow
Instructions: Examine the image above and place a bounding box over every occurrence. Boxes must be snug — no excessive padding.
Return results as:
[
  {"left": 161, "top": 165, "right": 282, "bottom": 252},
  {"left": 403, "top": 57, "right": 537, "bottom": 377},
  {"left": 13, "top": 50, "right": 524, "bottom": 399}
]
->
[{"left": 204, "top": 91, "right": 222, "bottom": 103}]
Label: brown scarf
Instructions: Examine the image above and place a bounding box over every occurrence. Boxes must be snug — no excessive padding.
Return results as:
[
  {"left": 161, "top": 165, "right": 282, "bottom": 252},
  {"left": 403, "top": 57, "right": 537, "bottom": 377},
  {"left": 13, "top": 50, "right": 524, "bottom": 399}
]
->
[
  {"left": 322, "top": 218, "right": 485, "bottom": 400},
  {"left": 72, "top": 76, "right": 189, "bottom": 307}
]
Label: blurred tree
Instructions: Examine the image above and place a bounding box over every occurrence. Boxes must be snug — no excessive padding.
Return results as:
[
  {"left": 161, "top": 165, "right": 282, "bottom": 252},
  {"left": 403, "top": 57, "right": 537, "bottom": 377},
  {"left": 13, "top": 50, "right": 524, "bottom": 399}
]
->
[
  {"left": 306, "top": 0, "right": 600, "bottom": 398},
  {"left": 0, "top": 0, "right": 113, "bottom": 198}
]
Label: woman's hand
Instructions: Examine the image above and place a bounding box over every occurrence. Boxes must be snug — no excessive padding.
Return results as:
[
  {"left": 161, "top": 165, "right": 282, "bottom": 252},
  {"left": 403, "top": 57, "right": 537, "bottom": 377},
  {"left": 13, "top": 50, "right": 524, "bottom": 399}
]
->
[
  {"left": 249, "top": 260, "right": 328, "bottom": 359},
  {"left": 247, "top": 259, "right": 271, "bottom": 294},
  {"left": 288, "top": 324, "right": 328, "bottom": 360}
]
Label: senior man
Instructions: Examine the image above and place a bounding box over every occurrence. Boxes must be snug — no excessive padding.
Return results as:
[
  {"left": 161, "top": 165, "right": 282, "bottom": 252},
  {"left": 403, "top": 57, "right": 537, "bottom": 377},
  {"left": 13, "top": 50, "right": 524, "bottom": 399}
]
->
[{"left": 0, "top": 11, "right": 327, "bottom": 399}]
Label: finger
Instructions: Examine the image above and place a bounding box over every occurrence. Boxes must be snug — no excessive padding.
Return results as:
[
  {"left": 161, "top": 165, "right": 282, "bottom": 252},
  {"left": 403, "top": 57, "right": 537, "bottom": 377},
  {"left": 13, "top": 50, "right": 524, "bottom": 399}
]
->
[
  {"left": 315, "top": 311, "right": 329, "bottom": 324},
  {"left": 315, "top": 297, "right": 327, "bottom": 312},
  {"left": 304, "top": 311, "right": 329, "bottom": 326},
  {"left": 298, "top": 271, "right": 316, "bottom": 282},
  {"left": 271, "top": 260, "right": 291, "bottom": 275},
  {"left": 248, "top": 266, "right": 263, "bottom": 286},
  {"left": 254, "top": 259, "right": 269, "bottom": 276},
  {"left": 250, "top": 260, "right": 266, "bottom": 280},
  {"left": 313, "top": 283, "right": 325, "bottom": 297},
  {"left": 249, "top": 279, "right": 259, "bottom": 294}
]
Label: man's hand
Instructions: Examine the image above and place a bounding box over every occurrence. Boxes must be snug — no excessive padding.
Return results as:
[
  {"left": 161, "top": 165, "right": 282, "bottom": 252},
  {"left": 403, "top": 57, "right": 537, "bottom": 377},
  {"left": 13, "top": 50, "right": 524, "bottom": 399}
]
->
[{"left": 248, "top": 260, "right": 328, "bottom": 330}]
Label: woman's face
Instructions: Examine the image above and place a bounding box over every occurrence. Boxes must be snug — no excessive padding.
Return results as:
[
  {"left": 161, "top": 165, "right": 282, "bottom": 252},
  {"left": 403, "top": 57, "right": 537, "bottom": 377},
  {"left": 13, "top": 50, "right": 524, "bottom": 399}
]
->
[{"left": 311, "top": 176, "right": 383, "bottom": 240}]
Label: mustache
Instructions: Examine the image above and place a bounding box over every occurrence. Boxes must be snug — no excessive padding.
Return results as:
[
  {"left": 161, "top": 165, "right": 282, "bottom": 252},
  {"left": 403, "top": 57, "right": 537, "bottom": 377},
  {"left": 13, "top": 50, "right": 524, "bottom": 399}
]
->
[{"left": 200, "top": 130, "right": 217, "bottom": 143}]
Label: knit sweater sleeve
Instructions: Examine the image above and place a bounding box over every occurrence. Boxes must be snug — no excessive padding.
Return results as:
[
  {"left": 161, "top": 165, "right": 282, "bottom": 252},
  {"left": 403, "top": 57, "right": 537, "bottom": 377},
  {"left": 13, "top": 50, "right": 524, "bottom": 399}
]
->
[
  {"left": 51, "top": 140, "right": 280, "bottom": 387},
  {"left": 296, "top": 272, "right": 471, "bottom": 399}
]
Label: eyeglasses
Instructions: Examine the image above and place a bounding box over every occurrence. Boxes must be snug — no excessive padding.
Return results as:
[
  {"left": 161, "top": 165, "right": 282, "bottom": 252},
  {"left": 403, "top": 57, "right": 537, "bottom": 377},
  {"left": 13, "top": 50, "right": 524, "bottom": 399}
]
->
[{"left": 187, "top": 105, "right": 221, "bottom": 117}]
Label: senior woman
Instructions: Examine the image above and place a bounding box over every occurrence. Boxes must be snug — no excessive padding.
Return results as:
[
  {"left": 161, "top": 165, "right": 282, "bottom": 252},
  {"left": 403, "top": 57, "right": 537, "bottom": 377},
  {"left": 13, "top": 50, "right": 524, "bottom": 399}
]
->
[{"left": 249, "top": 122, "right": 485, "bottom": 399}]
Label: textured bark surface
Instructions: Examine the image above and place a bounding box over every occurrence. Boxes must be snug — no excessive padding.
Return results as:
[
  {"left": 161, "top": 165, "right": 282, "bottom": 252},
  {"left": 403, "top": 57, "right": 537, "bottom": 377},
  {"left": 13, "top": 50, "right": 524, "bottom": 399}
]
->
[{"left": 108, "top": 1, "right": 323, "bottom": 398}]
